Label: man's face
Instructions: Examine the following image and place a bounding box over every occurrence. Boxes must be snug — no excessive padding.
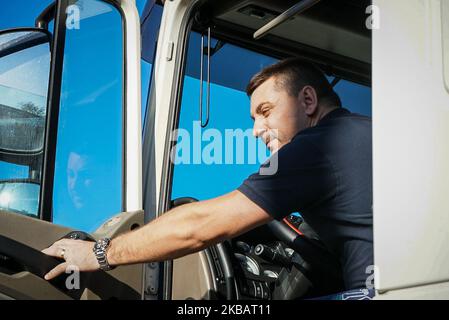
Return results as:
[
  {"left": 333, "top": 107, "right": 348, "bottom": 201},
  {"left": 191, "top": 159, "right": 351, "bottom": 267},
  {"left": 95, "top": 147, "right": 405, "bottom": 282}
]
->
[
  {"left": 250, "top": 76, "right": 309, "bottom": 153},
  {"left": 67, "top": 152, "right": 91, "bottom": 209}
]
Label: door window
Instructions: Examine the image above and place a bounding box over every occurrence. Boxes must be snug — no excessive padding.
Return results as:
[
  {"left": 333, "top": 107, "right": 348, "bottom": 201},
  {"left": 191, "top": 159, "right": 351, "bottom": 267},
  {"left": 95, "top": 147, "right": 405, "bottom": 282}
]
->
[
  {"left": 171, "top": 31, "right": 371, "bottom": 204},
  {"left": 52, "top": 0, "right": 124, "bottom": 231}
]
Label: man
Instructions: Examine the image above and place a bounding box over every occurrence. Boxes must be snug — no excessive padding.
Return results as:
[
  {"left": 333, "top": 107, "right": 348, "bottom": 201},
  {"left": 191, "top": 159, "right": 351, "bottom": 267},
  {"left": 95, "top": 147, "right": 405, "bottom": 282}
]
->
[{"left": 43, "top": 58, "right": 373, "bottom": 299}]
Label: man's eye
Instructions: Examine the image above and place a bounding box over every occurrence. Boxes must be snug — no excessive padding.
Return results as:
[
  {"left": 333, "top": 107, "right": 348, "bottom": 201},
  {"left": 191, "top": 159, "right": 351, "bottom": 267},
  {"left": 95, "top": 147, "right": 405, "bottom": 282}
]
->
[{"left": 262, "top": 109, "right": 270, "bottom": 116}]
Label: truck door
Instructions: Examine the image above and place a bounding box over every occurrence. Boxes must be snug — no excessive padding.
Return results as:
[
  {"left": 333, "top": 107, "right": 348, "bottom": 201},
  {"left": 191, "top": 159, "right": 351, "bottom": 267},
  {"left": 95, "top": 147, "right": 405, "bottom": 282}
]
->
[
  {"left": 0, "top": 0, "right": 144, "bottom": 299},
  {"left": 373, "top": 0, "right": 449, "bottom": 298}
]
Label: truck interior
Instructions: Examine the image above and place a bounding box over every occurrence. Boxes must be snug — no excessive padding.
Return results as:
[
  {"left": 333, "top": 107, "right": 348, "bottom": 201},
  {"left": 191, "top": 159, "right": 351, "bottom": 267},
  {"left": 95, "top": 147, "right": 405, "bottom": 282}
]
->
[
  {"left": 202, "top": 0, "right": 370, "bottom": 84},
  {"left": 161, "top": 0, "right": 372, "bottom": 299},
  {"left": 0, "top": 0, "right": 372, "bottom": 300}
]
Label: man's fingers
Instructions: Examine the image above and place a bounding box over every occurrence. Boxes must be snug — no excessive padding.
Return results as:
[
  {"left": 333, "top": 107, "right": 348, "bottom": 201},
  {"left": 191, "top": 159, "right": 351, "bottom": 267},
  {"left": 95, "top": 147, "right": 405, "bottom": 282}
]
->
[
  {"left": 41, "top": 245, "right": 59, "bottom": 257},
  {"left": 42, "top": 239, "right": 70, "bottom": 257},
  {"left": 44, "top": 262, "right": 69, "bottom": 280}
]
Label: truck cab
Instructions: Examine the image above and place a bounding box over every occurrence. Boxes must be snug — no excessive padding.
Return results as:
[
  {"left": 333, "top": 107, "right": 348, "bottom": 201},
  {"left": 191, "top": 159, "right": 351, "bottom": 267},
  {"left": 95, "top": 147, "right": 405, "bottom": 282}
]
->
[{"left": 0, "top": 0, "right": 448, "bottom": 300}]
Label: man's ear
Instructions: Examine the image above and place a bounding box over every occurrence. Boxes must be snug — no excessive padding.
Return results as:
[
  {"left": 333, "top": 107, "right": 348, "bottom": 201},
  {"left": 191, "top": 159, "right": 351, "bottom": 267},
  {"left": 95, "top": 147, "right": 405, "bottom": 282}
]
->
[{"left": 299, "top": 86, "right": 319, "bottom": 116}]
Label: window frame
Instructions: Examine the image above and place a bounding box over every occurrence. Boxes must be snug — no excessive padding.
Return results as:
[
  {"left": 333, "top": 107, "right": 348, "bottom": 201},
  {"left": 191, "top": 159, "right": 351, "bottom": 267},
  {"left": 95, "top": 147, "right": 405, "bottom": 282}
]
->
[
  {"left": 39, "top": 0, "right": 141, "bottom": 223},
  {"left": 39, "top": 0, "right": 69, "bottom": 221},
  {"left": 143, "top": 0, "right": 201, "bottom": 301}
]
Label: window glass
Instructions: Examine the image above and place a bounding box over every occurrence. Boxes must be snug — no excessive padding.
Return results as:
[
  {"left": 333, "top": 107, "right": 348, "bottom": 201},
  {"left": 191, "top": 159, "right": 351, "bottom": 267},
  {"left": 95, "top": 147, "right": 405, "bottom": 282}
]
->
[
  {"left": 333, "top": 79, "right": 371, "bottom": 116},
  {"left": 172, "top": 32, "right": 276, "bottom": 201},
  {"left": 171, "top": 31, "right": 372, "bottom": 204},
  {"left": 52, "top": 0, "right": 123, "bottom": 231}
]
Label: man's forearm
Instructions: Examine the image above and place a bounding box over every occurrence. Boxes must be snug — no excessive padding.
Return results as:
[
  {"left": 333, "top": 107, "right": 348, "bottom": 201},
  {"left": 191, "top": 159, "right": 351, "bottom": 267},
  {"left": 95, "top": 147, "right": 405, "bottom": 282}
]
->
[
  {"left": 106, "top": 202, "right": 223, "bottom": 266},
  {"left": 42, "top": 191, "right": 271, "bottom": 280},
  {"left": 105, "top": 190, "right": 272, "bottom": 266}
]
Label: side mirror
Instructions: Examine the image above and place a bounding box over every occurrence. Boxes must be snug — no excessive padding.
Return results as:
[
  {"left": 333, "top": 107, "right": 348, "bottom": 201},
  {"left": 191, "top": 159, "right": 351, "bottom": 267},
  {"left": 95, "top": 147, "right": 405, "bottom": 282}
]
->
[
  {"left": 0, "top": 28, "right": 51, "bottom": 154},
  {"left": 0, "top": 180, "right": 40, "bottom": 217}
]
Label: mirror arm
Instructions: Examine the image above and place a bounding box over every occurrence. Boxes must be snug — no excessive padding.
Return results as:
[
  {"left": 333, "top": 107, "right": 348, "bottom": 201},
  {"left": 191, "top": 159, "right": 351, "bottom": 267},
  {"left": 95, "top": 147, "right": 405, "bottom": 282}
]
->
[{"left": 35, "top": 2, "right": 56, "bottom": 30}]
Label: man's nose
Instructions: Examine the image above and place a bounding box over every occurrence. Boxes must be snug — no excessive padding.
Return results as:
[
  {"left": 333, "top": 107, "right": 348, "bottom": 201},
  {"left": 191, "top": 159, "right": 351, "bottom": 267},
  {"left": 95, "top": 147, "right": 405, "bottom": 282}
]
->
[{"left": 253, "top": 122, "right": 264, "bottom": 138}]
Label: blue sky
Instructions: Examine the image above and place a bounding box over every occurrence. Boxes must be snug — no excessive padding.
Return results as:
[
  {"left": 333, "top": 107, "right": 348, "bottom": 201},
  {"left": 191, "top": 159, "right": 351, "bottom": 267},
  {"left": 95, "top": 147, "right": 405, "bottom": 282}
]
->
[{"left": 0, "top": 0, "right": 147, "bottom": 29}]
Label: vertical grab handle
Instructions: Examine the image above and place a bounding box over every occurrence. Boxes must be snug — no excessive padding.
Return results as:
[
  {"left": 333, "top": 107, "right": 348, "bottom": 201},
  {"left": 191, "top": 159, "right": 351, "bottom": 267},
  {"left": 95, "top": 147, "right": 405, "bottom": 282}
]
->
[{"left": 199, "top": 28, "right": 211, "bottom": 128}]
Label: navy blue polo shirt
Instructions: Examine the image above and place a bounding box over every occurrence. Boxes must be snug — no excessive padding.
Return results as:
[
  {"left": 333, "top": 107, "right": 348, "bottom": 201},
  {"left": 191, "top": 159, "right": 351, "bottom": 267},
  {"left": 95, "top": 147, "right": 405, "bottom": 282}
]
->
[{"left": 238, "top": 108, "right": 373, "bottom": 290}]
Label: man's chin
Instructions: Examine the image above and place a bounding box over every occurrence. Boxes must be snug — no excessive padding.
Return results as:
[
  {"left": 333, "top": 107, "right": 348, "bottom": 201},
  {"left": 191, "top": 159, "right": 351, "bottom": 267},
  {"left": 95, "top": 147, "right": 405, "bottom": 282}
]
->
[{"left": 267, "top": 141, "right": 283, "bottom": 154}]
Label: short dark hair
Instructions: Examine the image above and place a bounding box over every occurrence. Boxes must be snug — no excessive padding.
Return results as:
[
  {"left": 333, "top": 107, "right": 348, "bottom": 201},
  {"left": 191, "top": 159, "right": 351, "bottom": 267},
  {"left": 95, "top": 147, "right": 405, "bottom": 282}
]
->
[{"left": 246, "top": 58, "right": 342, "bottom": 108}]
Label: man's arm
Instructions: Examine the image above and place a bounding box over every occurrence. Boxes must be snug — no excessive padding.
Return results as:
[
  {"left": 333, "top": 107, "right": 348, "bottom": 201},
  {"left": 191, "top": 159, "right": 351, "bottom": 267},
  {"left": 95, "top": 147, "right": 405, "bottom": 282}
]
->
[
  {"left": 42, "top": 190, "right": 272, "bottom": 280},
  {"left": 108, "top": 190, "right": 272, "bottom": 265}
]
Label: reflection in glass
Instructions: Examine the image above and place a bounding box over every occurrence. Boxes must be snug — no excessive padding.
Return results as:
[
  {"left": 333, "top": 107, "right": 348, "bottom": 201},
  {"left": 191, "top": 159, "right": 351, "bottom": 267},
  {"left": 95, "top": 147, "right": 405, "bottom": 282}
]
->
[
  {"left": 52, "top": 0, "right": 123, "bottom": 232},
  {"left": 67, "top": 152, "right": 90, "bottom": 209},
  {"left": 0, "top": 31, "right": 50, "bottom": 152},
  {"left": 0, "top": 182, "right": 39, "bottom": 217}
]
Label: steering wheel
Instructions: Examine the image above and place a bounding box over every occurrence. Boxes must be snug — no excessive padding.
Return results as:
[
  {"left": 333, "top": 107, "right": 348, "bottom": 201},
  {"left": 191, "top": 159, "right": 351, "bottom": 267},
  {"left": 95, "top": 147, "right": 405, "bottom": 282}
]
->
[{"left": 171, "top": 196, "right": 346, "bottom": 297}]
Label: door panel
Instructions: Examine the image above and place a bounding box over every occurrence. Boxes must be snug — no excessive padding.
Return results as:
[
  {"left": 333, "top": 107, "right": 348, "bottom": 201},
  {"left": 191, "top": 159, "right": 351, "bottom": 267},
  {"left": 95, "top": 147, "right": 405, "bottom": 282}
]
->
[
  {"left": 0, "top": 272, "right": 72, "bottom": 300},
  {"left": 0, "top": 210, "right": 144, "bottom": 299},
  {"left": 0, "top": 210, "right": 72, "bottom": 249},
  {"left": 373, "top": 0, "right": 449, "bottom": 292},
  {"left": 0, "top": 210, "right": 75, "bottom": 299},
  {"left": 89, "top": 210, "right": 145, "bottom": 299},
  {"left": 172, "top": 252, "right": 215, "bottom": 300}
]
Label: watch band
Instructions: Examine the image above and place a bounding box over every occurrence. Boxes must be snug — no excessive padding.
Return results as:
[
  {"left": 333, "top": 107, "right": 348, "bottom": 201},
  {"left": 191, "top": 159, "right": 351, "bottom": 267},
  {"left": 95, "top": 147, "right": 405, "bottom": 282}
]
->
[{"left": 93, "top": 238, "right": 114, "bottom": 271}]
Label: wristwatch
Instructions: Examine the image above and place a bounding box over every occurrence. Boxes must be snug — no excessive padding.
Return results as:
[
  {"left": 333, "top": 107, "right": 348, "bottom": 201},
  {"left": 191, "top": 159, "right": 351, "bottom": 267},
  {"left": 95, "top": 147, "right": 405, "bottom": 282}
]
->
[{"left": 93, "top": 238, "right": 114, "bottom": 271}]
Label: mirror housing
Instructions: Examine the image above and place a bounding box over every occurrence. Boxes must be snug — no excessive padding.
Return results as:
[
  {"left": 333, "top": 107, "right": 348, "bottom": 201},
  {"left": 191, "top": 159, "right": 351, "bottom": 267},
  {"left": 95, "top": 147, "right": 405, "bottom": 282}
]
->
[{"left": 0, "top": 28, "right": 51, "bottom": 155}]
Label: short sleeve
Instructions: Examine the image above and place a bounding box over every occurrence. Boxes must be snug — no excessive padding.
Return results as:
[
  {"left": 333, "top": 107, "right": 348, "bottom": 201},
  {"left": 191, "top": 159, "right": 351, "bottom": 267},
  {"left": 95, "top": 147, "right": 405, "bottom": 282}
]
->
[{"left": 237, "top": 137, "right": 337, "bottom": 220}]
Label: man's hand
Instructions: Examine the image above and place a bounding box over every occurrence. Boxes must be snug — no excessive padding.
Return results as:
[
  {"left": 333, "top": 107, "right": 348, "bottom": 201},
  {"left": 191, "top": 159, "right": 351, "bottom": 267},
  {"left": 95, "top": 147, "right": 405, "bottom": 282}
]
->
[{"left": 41, "top": 239, "right": 100, "bottom": 280}]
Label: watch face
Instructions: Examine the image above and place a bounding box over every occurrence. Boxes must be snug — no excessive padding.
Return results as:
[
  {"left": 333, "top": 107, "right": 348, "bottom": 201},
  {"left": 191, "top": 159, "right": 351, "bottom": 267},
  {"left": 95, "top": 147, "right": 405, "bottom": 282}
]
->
[{"left": 94, "top": 238, "right": 110, "bottom": 252}]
